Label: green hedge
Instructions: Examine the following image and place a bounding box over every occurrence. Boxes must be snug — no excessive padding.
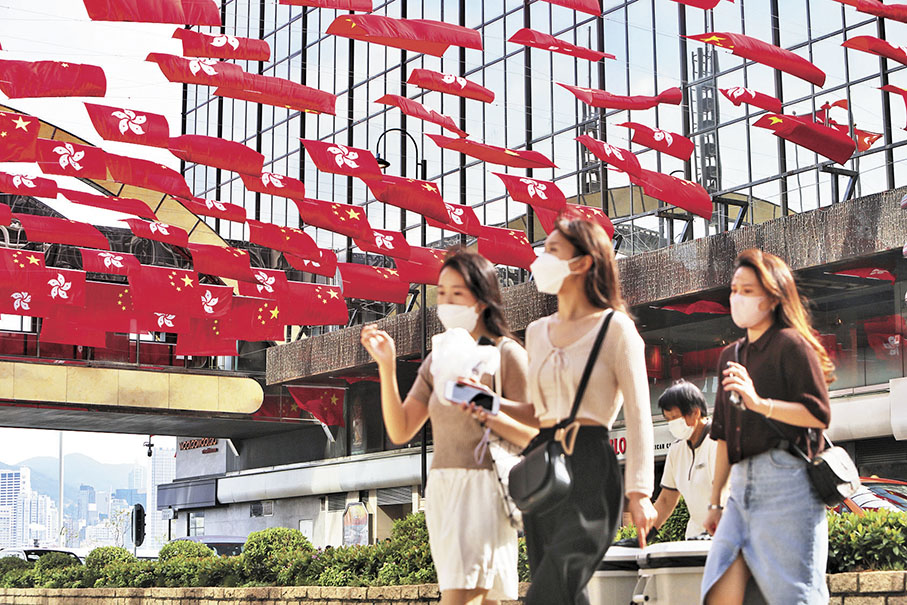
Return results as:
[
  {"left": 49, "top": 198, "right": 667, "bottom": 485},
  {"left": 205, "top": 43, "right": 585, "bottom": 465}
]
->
[{"left": 2, "top": 510, "right": 904, "bottom": 589}]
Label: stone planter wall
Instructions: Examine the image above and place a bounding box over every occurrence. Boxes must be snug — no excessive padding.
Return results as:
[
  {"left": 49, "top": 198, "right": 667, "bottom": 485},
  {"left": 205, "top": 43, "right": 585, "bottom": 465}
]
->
[{"left": 828, "top": 571, "right": 907, "bottom": 604}]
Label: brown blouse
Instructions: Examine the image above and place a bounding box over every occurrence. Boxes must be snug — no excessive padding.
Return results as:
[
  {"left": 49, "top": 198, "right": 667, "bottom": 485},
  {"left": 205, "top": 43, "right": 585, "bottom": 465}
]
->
[{"left": 710, "top": 323, "right": 831, "bottom": 464}]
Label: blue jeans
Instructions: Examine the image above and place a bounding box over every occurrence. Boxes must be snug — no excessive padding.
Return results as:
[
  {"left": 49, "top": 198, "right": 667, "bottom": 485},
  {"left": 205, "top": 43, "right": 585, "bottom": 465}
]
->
[{"left": 701, "top": 448, "right": 829, "bottom": 605}]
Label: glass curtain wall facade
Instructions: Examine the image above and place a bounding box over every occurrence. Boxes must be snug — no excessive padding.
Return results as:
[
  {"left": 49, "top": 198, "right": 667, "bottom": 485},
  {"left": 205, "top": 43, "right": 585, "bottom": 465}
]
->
[{"left": 184, "top": 0, "right": 907, "bottom": 258}]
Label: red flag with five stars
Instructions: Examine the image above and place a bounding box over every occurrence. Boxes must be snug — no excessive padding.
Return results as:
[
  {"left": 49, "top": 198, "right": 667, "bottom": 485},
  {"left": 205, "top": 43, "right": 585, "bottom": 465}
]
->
[
  {"left": 106, "top": 152, "right": 193, "bottom": 198},
  {"left": 366, "top": 175, "right": 449, "bottom": 222},
  {"left": 124, "top": 219, "right": 190, "bottom": 248},
  {"left": 59, "top": 188, "right": 157, "bottom": 220},
  {"left": 719, "top": 87, "right": 783, "bottom": 114},
  {"left": 406, "top": 69, "right": 494, "bottom": 103},
  {"left": 326, "top": 14, "right": 483, "bottom": 57},
  {"left": 355, "top": 228, "right": 412, "bottom": 260},
  {"left": 215, "top": 72, "right": 337, "bottom": 116},
  {"left": 286, "top": 385, "right": 346, "bottom": 426},
  {"left": 534, "top": 203, "right": 615, "bottom": 240},
  {"left": 0, "top": 172, "right": 58, "bottom": 199},
  {"left": 278, "top": 0, "right": 372, "bottom": 11},
  {"left": 0, "top": 111, "right": 39, "bottom": 162},
  {"left": 84, "top": 102, "right": 171, "bottom": 148},
  {"left": 128, "top": 265, "right": 200, "bottom": 314},
  {"left": 617, "top": 122, "right": 695, "bottom": 161},
  {"left": 426, "top": 134, "right": 557, "bottom": 169},
  {"left": 36, "top": 139, "right": 108, "bottom": 180},
  {"left": 394, "top": 246, "right": 447, "bottom": 285},
  {"left": 0, "top": 59, "right": 106, "bottom": 98},
  {"left": 375, "top": 94, "right": 468, "bottom": 138},
  {"left": 172, "top": 28, "right": 271, "bottom": 61},
  {"left": 83, "top": 0, "right": 217, "bottom": 25},
  {"left": 753, "top": 113, "right": 856, "bottom": 165},
  {"left": 560, "top": 83, "right": 682, "bottom": 110},
  {"left": 477, "top": 226, "right": 536, "bottom": 270},
  {"left": 78, "top": 248, "right": 141, "bottom": 276},
  {"left": 145, "top": 53, "right": 246, "bottom": 89},
  {"left": 188, "top": 242, "right": 256, "bottom": 282},
  {"left": 508, "top": 29, "right": 614, "bottom": 62},
  {"left": 338, "top": 263, "right": 409, "bottom": 304},
  {"left": 14, "top": 213, "right": 109, "bottom": 250},
  {"left": 493, "top": 173, "right": 567, "bottom": 211},
  {"left": 282, "top": 282, "right": 348, "bottom": 326},
  {"left": 174, "top": 196, "right": 246, "bottom": 223},
  {"left": 241, "top": 171, "right": 307, "bottom": 201},
  {"left": 300, "top": 139, "right": 383, "bottom": 180},
  {"left": 425, "top": 201, "right": 484, "bottom": 236},
  {"left": 168, "top": 134, "right": 265, "bottom": 176},
  {"left": 687, "top": 32, "right": 825, "bottom": 87},
  {"left": 293, "top": 198, "right": 373, "bottom": 240},
  {"left": 175, "top": 317, "right": 237, "bottom": 356},
  {"left": 0, "top": 248, "right": 45, "bottom": 277},
  {"left": 248, "top": 219, "right": 320, "bottom": 259},
  {"left": 222, "top": 296, "right": 284, "bottom": 340},
  {"left": 50, "top": 281, "right": 137, "bottom": 333},
  {"left": 576, "top": 134, "right": 642, "bottom": 177},
  {"left": 284, "top": 249, "right": 338, "bottom": 278}
]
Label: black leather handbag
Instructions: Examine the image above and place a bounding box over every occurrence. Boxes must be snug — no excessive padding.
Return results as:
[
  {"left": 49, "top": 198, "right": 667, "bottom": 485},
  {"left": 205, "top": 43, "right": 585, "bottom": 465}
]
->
[{"left": 508, "top": 311, "right": 614, "bottom": 514}]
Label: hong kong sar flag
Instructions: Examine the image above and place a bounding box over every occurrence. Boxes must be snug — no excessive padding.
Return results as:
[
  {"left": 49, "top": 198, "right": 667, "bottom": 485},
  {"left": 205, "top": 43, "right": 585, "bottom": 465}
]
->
[
  {"left": 425, "top": 201, "right": 484, "bottom": 236},
  {"left": 493, "top": 173, "right": 567, "bottom": 211},
  {"left": 284, "top": 248, "right": 338, "bottom": 279},
  {"left": 0, "top": 111, "right": 39, "bottom": 162},
  {"left": 84, "top": 103, "right": 171, "bottom": 148},
  {"left": 36, "top": 139, "right": 108, "bottom": 180},
  {"left": 355, "top": 229, "right": 412, "bottom": 260},
  {"left": 124, "top": 219, "right": 190, "bottom": 249},
  {"left": 241, "top": 171, "right": 306, "bottom": 201},
  {"left": 300, "top": 139, "right": 383, "bottom": 181},
  {"left": 79, "top": 248, "right": 140, "bottom": 276},
  {"left": 238, "top": 268, "right": 290, "bottom": 300},
  {"left": 286, "top": 385, "right": 346, "bottom": 426},
  {"left": 0, "top": 172, "right": 58, "bottom": 199}
]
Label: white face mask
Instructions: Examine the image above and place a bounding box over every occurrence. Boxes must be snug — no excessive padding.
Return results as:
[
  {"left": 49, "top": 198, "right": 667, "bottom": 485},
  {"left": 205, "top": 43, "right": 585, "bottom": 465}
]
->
[
  {"left": 667, "top": 417, "right": 694, "bottom": 441},
  {"left": 437, "top": 303, "right": 480, "bottom": 333},
  {"left": 729, "top": 293, "right": 772, "bottom": 329},
  {"left": 530, "top": 253, "right": 581, "bottom": 295}
]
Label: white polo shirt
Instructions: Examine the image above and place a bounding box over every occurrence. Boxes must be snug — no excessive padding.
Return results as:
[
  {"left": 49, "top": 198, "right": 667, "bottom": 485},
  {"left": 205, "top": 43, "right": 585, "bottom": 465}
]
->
[{"left": 661, "top": 420, "right": 720, "bottom": 539}]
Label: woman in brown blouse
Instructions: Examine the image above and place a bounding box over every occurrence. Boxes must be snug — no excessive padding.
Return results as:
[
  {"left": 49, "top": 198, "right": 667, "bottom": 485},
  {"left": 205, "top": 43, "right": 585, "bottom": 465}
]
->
[{"left": 701, "top": 249, "right": 835, "bottom": 605}]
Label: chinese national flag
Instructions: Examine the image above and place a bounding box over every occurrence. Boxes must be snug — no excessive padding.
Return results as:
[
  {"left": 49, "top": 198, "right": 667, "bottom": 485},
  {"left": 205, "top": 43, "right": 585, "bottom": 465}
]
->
[
  {"left": 493, "top": 173, "right": 567, "bottom": 211},
  {"left": 36, "top": 139, "right": 108, "bottom": 180},
  {"left": 79, "top": 248, "right": 140, "bottom": 276},
  {"left": 628, "top": 169, "right": 714, "bottom": 220},
  {"left": 215, "top": 72, "right": 337, "bottom": 116},
  {"left": 40, "top": 317, "right": 107, "bottom": 348},
  {"left": 279, "top": 0, "right": 372, "bottom": 10},
  {"left": 221, "top": 296, "right": 284, "bottom": 341},
  {"left": 425, "top": 201, "right": 484, "bottom": 236},
  {"left": 59, "top": 188, "right": 156, "bottom": 220},
  {"left": 282, "top": 281, "right": 348, "bottom": 326},
  {"left": 540, "top": 0, "right": 602, "bottom": 15},
  {"left": 0, "top": 248, "right": 45, "bottom": 277},
  {"left": 0, "top": 111, "right": 39, "bottom": 162},
  {"left": 124, "top": 219, "right": 190, "bottom": 248},
  {"left": 84, "top": 102, "right": 171, "bottom": 148},
  {"left": 355, "top": 228, "right": 412, "bottom": 260},
  {"left": 395, "top": 246, "right": 447, "bottom": 285},
  {"left": 0, "top": 59, "right": 106, "bottom": 98},
  {"left": 366, "top": 175, "right": 449, "bottom": 222},
  {"left": 238, "top": 268, "right": 290, "bottom": 300},
  {"left": 293, "top": 198, "right": 373, "bottom": 240},
  {"left": 128, "top": 265, "right": 200, "bottom": 314},
  {"left": 14, "top": 213, "right": 110, "bottom": 250},
  {"left": 175, "top": 318, "right": 237, "bottom": 356},
  {"left": 338, "top": 263, "right": 409, "bottom": 303},
  {"left": 284, "top": 248, "right": 338, "bottom": 278},
  {"left": 300, "top": 139, "right": 383, "bottom": 180},
  {"left": 753, "top": 113, "right": 856, "bottom": 165},
  {"left": 180, "top": 0, "right": 221, "bottom": 26},
  {"left": 188, "top": 243, "right": 255, "bottom": 282},
  {"left": 241, "top": 171, "right": 306, "bottom": 201},
  {"left": 49, "top": 281, "right": 138, "bottom": 334},
  {"left": 688, "top": 32, "right": 825, "bottom": 87},
  {"left": 247, "top": 219, "right": 320, "bottom": 259},
  {"left": 286, "top": 385, "right": 346, "bottom": 426},
  {"left": 105, "top": 152, "right": 193, "bottom": 198},
  {"left": 175, "top": 196, "right": 246, "bottom": 223},
  {"left": 0, "top": 171, "right": 58, "bottom": 199},
  {"left": 534, "top": 203, "right": 615, "bottom": 240},
  {"left": 426, "top": 134, "right": 557, "bottom": 169},
  {"left": 168, "top": 134, "right": 265, "bottom": 176},
  {"left": 842, "top": 35, "right": 907, "bottom": 68},
  {"left": 477, "top": 226, "right": 536, "bottom": 270},
  {"left": 325, "top": 14, "right": 482, "bottom": 57}
]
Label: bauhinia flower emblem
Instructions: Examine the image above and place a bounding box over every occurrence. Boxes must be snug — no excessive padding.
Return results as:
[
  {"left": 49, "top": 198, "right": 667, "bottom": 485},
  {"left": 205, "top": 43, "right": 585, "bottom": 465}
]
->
[
  {"left": 327, "top": 144, "right": 360, "bottom": 169},
  {"left": 205, "top": 199, "right": 226, "bottom": 212},
  {"left": 601, "top": 143, "right": 624, "bottom": 161},
  {"left": 11, "top": 292, "right": 30, "bottom": 311},
  {"left": 148, "top": 223, "right": 170, "bottom": 236},
  {"left": 520, "top": 178, "right": 548, "bottom": 200},
  {"left": 727, "top": 86, "right": 755, "bottom": 100},
  {"left": 447, "top": 206, "right": 465, "bottom": 225},
  {"left": 211, "top": 35, "right": 239, "bottom": 50},
  {"left": 652, "top": 129, "right": 674, "bottom": 147},
  {"left": 188, "top": 58, "right": 218, "bottom": 77},
  {"left": 48, "top": 274, "right": 71, "bottom": 300},
  {"left": 374, "top": 233, "right": 395, "bottom": 250},
  {"left": 99, "top": 252, "right": 124, "bottom": 269},
  {"left": 884, "top": 335, "right": 901, "bottom": 356},
  {"left": 155, "top": 313, "right": 176, "bottom": 329},
  {"left": 261, "top": 172, "right": 285, "bottom": 188},
  {"left": 53, "top": 143, "right": 84, "bottom": 171},
  {"left": 111, "top": 109, "right": 147, "bottom": 136},
  {"left": 11, "top": 175, "right": 35, "bottom": 189},
  {"left": 441, "top": 73, "right": 467, "bottom": 89},
  {"left": 201, "top": 290, "right": 219, "bottom": 314},
  {"left": 254, "top": 271, "right": 275, "bottom": 294}
]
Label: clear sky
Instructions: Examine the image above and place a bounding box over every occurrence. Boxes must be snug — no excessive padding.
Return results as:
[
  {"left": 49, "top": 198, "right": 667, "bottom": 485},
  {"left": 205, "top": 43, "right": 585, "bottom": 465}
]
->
[{"left": 0, "top": 0, "right": 185, "bottom": 466}]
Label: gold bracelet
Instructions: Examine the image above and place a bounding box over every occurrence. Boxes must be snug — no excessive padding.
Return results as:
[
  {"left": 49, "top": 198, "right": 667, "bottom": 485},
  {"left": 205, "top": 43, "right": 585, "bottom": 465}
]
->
[{"left": 764, "top": 398, "right": 774, "bottom": 419}]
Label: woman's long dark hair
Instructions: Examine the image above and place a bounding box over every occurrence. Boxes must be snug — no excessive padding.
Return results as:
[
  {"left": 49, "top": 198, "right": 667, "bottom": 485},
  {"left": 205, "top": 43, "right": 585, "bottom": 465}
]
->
[
  {"left": 735, "top": 248, "right": 835, "bottom": 384},
  {"left": 553, "top": 217, "right": 628, "bottom": 314},
  {"left": 442, "top": 249, "right": 516, "bottom": 340}
]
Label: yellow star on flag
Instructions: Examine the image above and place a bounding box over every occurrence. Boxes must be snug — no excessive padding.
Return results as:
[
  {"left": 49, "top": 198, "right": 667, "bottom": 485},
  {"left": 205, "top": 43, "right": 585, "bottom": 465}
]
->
[
  {"left": 270, "top": 307, "right": 280, "bottom": 320},
  {"left": 768, "top": 116, "right": 784, "bottom": 125},
  {"left": 330, "top": 393, "right": 339, "bottom": 405},
  {"left": 328, "top": 290, "right": 339, "bottom": 299},
  {"left": 27, "top": 255, "right": 40, "bottom": 265},
  {"left": 702, "top": 35, "right": 725, "bottom": 44},
  {"left": 12, "top": 117, "right": 30, "bottom": 132},
  {"left": 422, "top": 183, "right": 437, "bottom": 192},
  {"left": 181, "top": 275, "right": 194, "bottom": 288},
  {"left": 346, "top": 208, "right": 360, "bottom": 220}
]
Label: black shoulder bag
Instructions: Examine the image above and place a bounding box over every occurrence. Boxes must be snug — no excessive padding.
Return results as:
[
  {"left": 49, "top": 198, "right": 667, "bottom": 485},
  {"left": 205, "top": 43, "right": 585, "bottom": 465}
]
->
[
  {"left": 733, "top": 341, "right": 860, "bottom": 507},
  {"left": 508, "top": 310, "right": 615, "bottom": 514}
]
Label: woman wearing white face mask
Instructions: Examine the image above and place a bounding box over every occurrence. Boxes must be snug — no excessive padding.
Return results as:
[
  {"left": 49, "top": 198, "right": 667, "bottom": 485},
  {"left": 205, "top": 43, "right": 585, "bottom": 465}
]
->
[
  {"left": 360, "top": 249, "right": 529, "bottom": 605},
  {"left": 701, "top": 249, "right": 835, "bottom": 605},
  {"left": 477, "top": 218, "right": 656, "bottom": 605}
]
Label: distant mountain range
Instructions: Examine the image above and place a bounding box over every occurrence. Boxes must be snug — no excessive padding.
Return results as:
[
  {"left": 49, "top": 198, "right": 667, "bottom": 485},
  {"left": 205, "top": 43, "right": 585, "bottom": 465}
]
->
[{"left": 0, "top": 454, "right": 139, "bottom": 508}]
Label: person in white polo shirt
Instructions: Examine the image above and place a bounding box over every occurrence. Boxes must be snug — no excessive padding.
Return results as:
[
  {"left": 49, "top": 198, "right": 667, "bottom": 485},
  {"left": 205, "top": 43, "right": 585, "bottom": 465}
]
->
[{"left": 655, "top": 380, "right": 726, "bottom": 540}]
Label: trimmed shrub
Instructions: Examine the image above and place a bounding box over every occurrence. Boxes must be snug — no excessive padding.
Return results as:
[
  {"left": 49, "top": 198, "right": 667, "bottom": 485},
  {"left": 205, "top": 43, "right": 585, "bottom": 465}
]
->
[
  {"left": 85, "top": 546, "right": 136, "bottom": 572},
  {"left": 93, "top": 560, "right": 155, "bottom": 588},
  {"left": 828, "top": 509, "right": 907, "bottom": 573},
  {"left": 375, "top": 512, "right": 436, "bottom": 586},
  {"left": 35, "top": 565, "right": 87, "bottom": 589},
  {"left": 657, "top": 498, "right": 690, "bottom": 543},
  {"left": 0, "top": 556, "right": 29, "bottom": 578},
  {"left": 0, "top": 567, "right": 35, "bottom": 588},
  {"left": 243, "top": 527, "right": 313, "bottom": 584},
  {"left": 158, "top": 540, "right": 215, "bottom": 562},
  {"left": 195, "top": 555, "right": 245, "bottom": 587}
]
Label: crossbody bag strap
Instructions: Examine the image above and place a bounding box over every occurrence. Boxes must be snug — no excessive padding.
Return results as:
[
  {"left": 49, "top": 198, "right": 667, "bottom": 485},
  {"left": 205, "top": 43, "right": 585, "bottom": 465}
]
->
[{"left": 553, "top": 310, "right": 615, "bottom": 454}]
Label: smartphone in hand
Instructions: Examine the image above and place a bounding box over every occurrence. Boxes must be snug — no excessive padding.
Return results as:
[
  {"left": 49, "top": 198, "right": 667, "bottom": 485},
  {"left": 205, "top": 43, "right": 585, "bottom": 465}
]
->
[{"left": 444, "top": 381, "right": 499, "bottom": 414}]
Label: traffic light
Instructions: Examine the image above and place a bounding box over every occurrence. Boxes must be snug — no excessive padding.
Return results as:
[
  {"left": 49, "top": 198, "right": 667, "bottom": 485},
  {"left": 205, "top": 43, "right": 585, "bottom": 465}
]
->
[{"left": 132, "top": 503, "right": 146, "bottom": 548}]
